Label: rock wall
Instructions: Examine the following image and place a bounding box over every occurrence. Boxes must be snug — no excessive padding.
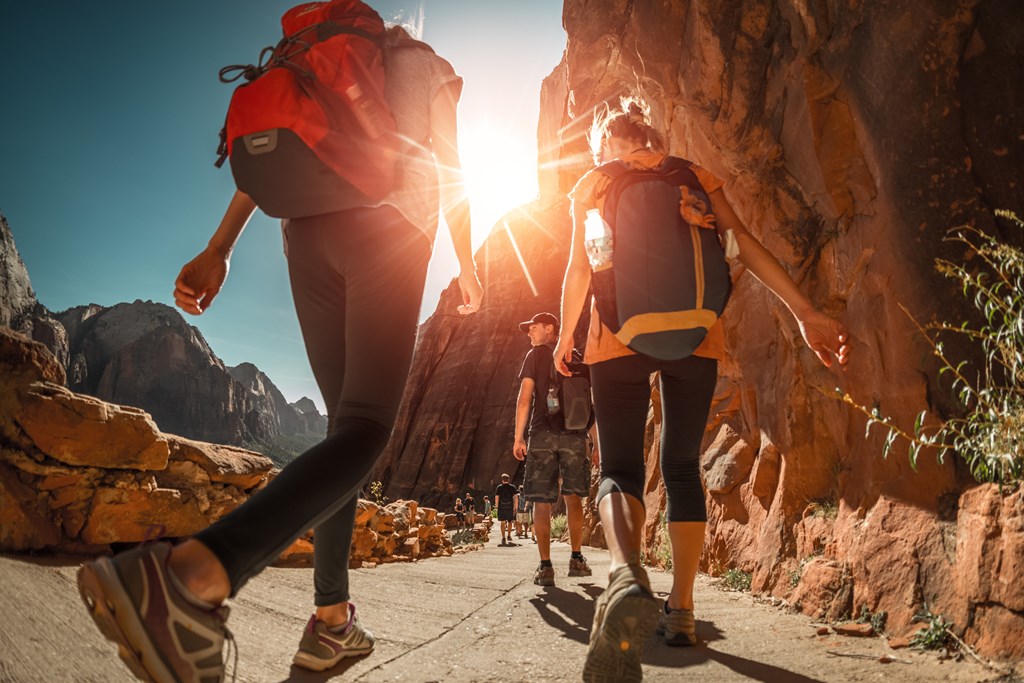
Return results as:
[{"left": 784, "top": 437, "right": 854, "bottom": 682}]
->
[
  {"left": 556, "top": 0, "right": 1023, "bottom": 658},
  {"left": 373, "top": 0, "right": 1023, "bottom": 659}
]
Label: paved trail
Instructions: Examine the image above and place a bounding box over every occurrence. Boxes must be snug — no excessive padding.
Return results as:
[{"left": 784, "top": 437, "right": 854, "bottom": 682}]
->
[{"left": 0, "top": 534, "right": 1002, "bottom": 682}]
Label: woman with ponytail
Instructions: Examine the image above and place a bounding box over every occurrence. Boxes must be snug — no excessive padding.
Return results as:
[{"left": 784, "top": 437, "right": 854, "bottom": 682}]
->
[{"left": 555, "top": 98, "right": 849, "bottom": 681}]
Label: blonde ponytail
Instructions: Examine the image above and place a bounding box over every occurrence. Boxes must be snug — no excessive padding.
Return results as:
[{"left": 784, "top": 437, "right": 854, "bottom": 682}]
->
[{"left": 587, "top": 96, "right": 665, "bottom": 164}]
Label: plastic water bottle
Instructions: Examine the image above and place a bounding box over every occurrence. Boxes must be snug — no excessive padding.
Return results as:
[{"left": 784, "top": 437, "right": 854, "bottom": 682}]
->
[
  {"left": 584, "top": 208, "right": 613, "bottom": 270},
  {"left": 546, "top": 385, "right": 560, "bottom": 414}
]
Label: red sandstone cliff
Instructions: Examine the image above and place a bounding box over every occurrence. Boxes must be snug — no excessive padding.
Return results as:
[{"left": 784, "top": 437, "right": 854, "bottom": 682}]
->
[{"left": 374, "top": 0, "right": 1023, "bottom": 658}]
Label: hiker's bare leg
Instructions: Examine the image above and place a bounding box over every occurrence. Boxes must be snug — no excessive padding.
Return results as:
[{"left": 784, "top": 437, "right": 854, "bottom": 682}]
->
[
  {"left": 168, "top": 539, "right": 231, "bottom": 605},
  {"left": 599, "top": 491, "right": 645, "bottom": 574},
  {"left": 565, "top": 493, "right": 584, "bottom": 552},
  {"left": 667, "top": 521, "right": 705, "bottom": 610},
  {"left": 533, "top": 502, "right": 552, "bottom": 561}
]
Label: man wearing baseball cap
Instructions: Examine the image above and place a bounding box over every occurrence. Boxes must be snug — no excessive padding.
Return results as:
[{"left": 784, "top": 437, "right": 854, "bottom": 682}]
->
[{"left": 513, "top": 312, "right": 592, "bottom": 586}]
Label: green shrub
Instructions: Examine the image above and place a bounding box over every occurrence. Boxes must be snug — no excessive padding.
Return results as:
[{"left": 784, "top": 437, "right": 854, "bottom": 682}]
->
[
  {"left": 910, "top": 606, "right": 955, "bottom": 650},
  {"left": 550, "top": 513, "right": 568, "bottom": 539},
  {"left": 720, "top": 568, "right": 752, "bottom": 592},
  {"left": 837, "top": 211, "right": 1024, "bottom": 487}
]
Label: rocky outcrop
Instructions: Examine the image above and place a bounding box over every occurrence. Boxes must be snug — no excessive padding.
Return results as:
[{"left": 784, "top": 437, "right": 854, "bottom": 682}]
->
[
  {"left": 0, "top": 327, "right": 274, "bottom": 552},
  {"left": 0, "top": 212, "right": 35, "bottom": 330},
  {"left": 370, "top": 0, "right": 1023, "bottom": 660}
]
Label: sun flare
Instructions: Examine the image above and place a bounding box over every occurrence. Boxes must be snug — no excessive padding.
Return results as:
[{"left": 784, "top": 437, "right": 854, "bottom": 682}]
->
[{"left": 458, "top": 123, "right": 539, "bottom": 242}]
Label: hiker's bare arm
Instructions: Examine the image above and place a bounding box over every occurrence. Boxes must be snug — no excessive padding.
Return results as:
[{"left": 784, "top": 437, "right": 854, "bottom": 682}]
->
[
  {"left": 710, "top": 188, "right": 849, "bottom": 368},
  {"left": 430, "top": 80, "right": 482, "bottom": 315},
  {"left": 174, "top": 190, "right": 257, "bottom": 316},
  {"left": 555, "top": 201, "right": 593, "bottom": 376},
  {"left": 513, "top": 379, "right": 533, "bottom": 460}
]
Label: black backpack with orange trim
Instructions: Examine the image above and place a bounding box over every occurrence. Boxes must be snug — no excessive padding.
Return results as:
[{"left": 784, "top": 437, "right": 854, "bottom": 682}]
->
[{"left": 590, "top": 157, "right": 732, "bottom": 361}]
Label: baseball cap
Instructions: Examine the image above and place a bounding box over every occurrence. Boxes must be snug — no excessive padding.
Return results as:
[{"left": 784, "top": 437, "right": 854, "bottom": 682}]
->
[{"left": 518, "top": 312, "right": 559, "bottom": 333}]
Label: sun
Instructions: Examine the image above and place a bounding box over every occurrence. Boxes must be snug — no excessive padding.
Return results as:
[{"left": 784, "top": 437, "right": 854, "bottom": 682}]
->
[{"left": 458, "top": 123, "right": 539, "bottom": 243}]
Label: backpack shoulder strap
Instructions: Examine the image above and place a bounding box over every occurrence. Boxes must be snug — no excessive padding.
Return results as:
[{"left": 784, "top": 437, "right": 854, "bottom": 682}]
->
[
  {"left": 594, "top": 160, "right": 630, "bottom": 180},
  {"left": 659, "top": 156, "right": 704, "bottom": 190}
]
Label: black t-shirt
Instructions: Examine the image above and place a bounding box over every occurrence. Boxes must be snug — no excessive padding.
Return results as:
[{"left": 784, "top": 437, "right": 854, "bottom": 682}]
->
[
  {"left": 495, "top": 483, "right": 518, "bottom": 512},
  {"left": 518, "top": 344, "right": 555, "bottom": 434},
  {"left": 464, "top": 495, "right": 475, "bottom": 511}
]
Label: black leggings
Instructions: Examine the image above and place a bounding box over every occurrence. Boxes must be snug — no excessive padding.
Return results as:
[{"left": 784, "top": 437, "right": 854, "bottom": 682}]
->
[
  {"left": 195, "top": 206, "right": 431, "bottom": 603},
  {"left": 589, "top": 353, "right": 717, "bottom": 523}
]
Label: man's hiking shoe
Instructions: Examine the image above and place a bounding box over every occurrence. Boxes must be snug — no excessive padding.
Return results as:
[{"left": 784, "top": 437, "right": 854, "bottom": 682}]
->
[
  {"left": 77, "top": 541, "right": 232, "bottom": 683},
  {"left": 568, "top": 555, "right": 593, "bottom": 577},
  {"left": 292, "top": 605, "right": 375, "bottom": 672},
  {"left": 656, "top": 603, "right": 696, "bottom": 646},
  {"left": 582, "top": 563, "right": 659, "bottom": 683},
  {"left": 533, "top": 564, "right": 555, "bottom": 586}
]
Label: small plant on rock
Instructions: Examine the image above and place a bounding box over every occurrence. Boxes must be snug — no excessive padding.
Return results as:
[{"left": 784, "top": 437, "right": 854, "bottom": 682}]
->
[
  {"left": 910, "top": 606, "right": 955, "bottom": 651},
  {"left": 856, "top": 603, "right": 888, "bottom": 634},
  {"left": 719, "top": 568, "right": 752, "bottom": 592},
  {"left": 368, "top": 480, "right": 389, "bottom": 506},
  {"left": 836, "top": 211, "right": 1024, "bottom": 487}
]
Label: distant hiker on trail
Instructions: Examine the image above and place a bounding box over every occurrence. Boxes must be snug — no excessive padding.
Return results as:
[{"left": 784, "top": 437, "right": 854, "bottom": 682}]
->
[
  {"left": 494, "top": 473, "right": 518, "bottom": 545},
  {"left": 482, "top": 495, "right": 492, "bottom": 518},
  {"left": 513, "top": 312, "right": 592, "bottom": 587},
  {"left": 76, "top": 3, "right": 483, "bottom": 681},
  {"left": 516, "top": 484, "right": 534, "bottom": 541},
  {"left": 556, "top": 97, "right": 850, "bottom": 681},
  {"left": 453, "top": 498, "right": 467, "bottom": 530},
  {"left": 464, "top": 491, "right": 476, "bottom": 522}
]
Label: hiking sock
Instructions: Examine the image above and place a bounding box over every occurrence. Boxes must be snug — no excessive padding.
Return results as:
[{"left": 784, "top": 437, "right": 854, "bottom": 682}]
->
[
  {"left": 327, "top": 611, "right": 354, "bottom": 634},
  {"left": 540, "top": 560, "right": 553, "bottom": 569},
  {"left": 571, "top": 551, "right": 585, "bottom": 562}
]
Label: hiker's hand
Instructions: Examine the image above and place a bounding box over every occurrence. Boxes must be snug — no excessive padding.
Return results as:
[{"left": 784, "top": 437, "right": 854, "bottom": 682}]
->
[
  {"left": 797, "top": 309, "right": 850, "bottom": 368},
  {"left": 174, "top": 247, "right": 229, "bottom": 316},
  {"left": 553, "top": 337, "right": 573, "bottom": 376},
  {"left": 513, "top": 437, "right": 527, "bottom": 460},
  {"left": 456, "top": 270, "right": 483, "bottom": 315}
]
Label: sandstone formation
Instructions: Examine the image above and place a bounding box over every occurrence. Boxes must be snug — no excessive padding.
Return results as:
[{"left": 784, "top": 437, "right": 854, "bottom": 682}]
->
[
  {"left": 371, "top": 0, "right": 1023, "bottom": 659},
  {"left": 277, "top": 499, "right": 454, "bottom": 568},
  {"left": 0, "top": 327, "right": 274, "bottom": 552}
]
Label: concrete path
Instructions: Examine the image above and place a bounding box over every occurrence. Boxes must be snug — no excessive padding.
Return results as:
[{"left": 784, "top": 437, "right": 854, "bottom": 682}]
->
[{"left": 0, "top": 533, "right": 1003, "bottom": 682}]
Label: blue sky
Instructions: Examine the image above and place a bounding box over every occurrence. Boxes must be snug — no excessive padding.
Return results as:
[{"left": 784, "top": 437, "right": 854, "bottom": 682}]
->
[{"left": 0, "top": 1, "right": 565, "bottom": 411}]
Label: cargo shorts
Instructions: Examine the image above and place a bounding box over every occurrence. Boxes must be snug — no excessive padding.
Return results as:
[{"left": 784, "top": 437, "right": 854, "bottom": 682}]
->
[{"left": 523, "top": 426, "right": 590, "bottom": 503}]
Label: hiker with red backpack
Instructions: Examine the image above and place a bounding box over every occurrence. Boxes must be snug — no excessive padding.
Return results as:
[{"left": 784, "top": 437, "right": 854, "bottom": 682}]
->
[
  {"left": 555, "top": 98, "right": 850, "bottom": 682},
  {"left": 76, "top": 2, "right": 482, "bottom": 680}
]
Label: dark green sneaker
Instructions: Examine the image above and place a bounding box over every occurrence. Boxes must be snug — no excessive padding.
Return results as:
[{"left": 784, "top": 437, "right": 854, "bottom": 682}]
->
[
  {"left": 78, "top": 542, "right": 232, "bottom": 683},
  {"left": 582, "top": 563, "right": 659, "bottom": 683}
]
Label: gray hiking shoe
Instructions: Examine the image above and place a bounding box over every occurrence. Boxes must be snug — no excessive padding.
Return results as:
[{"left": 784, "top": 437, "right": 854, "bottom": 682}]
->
[
  {"left": 568, "top": 555, "right": 593, "bottom": 577},
  {"left": 582, "top": 563, "right": 659, "bottom": 683},
  {"left": 656, "top": 603, "right": 697, "bottom": 646},
  {"left": 534, "top": 564, "right": 555, "bottom": 586},
  {"left": 292, "top": 605, "right": 375, "bottom": 672},
  {"left": 77, "top": 541, "right": 232, "bottom": 683}
]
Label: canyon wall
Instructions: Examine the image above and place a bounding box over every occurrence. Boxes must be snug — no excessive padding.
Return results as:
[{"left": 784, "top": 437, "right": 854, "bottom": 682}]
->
[{"left": 374, "top": 0, "right": 1023, "bottom": 657}]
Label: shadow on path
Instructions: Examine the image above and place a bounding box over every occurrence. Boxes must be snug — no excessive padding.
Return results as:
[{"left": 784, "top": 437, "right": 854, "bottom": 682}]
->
[
  {"left": 528, "top": 583, "right": 603, "bottom": 645},
  {"left": 645, "top": 621, "right": 828, "bottom": 683},
  {"left": 275, "top": 655, "right": 366, "bottom": 682}
]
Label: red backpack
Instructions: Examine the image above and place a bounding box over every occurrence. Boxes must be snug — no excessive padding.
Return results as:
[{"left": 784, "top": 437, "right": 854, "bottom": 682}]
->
[{"left": 215, "top": 1, "right": 425, "bottom": 218}]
